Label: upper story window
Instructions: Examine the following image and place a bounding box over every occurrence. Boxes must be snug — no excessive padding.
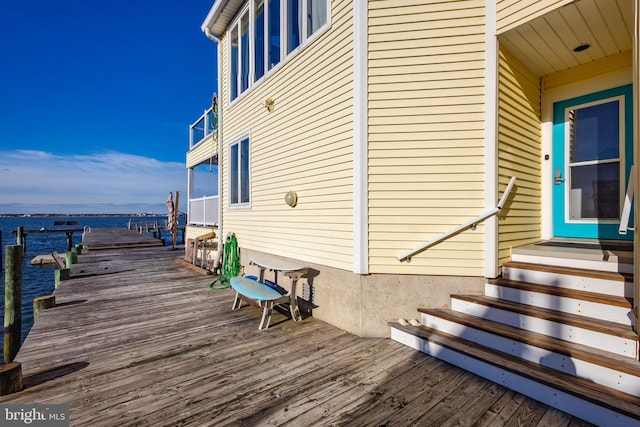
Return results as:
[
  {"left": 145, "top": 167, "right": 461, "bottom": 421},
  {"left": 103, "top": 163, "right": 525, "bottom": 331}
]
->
[{"left": 229, "top": 0, "right": 329, "bottom": 103}]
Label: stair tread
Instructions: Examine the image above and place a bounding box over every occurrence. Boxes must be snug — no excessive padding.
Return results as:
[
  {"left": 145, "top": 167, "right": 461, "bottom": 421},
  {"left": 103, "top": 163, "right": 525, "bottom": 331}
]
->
[
  {"left": 489, "top": 278, "right": 632, "bottom": 307},
  {"left": 391, "top": 322, "right": 640, "bottom": 419},
  {"left": 451, "top": 294, "right": 637, "bottom": 339},
  {"left": 503, "top": 261, "right": 633, "bottom": 282},
  {"left": 418, "top": 307, "right": 640, "bottom": 375}
]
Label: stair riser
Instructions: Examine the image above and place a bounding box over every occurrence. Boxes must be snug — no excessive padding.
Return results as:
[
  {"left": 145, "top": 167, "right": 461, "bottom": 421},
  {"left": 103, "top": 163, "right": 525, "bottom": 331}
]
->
[
  {"left": 451, "top": 298, "right": 636, "bottom": 358},
  {"left": 421, "top": 313, "right": 640, "bottom": 395},
  {"left": 511, "top": 253, "right": 634, "bottom": 274},
  {"left": 485, "top": 283, "right": 633, "bottom": 326},
  {"left": 502, "top": 267, "right": 632, "bottom": 298},
  {"left": 390, "top": 327, "right": 640, "bottom": 427}
]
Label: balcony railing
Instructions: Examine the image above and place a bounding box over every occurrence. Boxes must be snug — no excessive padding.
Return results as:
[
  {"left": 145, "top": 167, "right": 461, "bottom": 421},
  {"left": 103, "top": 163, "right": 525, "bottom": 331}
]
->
[
  {"left": 190, "top": 103, "right": 218, "bottom": 149},
  {"left": 189, "top": 195, "right": 219, "bottom": 226}
]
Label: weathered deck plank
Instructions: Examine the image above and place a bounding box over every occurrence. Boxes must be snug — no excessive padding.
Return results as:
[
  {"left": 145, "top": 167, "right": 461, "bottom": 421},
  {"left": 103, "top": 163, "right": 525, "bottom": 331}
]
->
[{"left": 0, "top": 229, "right": 591, "bottom": 426}]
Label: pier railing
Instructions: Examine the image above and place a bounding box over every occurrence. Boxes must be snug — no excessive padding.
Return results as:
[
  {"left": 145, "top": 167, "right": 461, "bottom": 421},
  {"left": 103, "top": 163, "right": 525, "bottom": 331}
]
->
[{"left": 188, "top": 195, "right": 219, "bottom": 226}]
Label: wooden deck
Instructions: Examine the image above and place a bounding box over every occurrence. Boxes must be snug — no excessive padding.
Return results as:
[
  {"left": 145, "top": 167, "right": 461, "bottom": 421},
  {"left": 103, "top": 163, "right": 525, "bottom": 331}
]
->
[{"left": 0, "top": 229, "right": 593, "bottom": 426}]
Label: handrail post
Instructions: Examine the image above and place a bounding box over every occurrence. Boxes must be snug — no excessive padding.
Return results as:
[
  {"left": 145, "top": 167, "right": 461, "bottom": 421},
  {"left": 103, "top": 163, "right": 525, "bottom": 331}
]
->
[
  {"left": 203, "top": 195, "right": 207, "bottom": 226},
  {"left": 204, "top": 108, "right": 209, "bottom": 138}
]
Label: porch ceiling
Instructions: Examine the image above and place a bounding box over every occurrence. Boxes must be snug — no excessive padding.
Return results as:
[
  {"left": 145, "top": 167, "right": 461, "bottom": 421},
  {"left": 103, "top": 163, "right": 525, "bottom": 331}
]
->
[{"left": 498, "top": 0, "right": 633, "bottom": 77}]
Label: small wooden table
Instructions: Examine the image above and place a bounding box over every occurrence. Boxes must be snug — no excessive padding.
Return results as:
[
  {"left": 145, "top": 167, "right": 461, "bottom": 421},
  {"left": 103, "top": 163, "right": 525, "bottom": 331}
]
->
[{"left": 230, "top": 253, "right": 308, "bottom": 330}]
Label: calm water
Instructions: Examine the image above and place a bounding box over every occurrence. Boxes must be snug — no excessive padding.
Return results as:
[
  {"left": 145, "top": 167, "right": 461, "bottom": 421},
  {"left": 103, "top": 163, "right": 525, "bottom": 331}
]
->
[{"left": 0, "top": 215, "right": 174, "bottom": 347}]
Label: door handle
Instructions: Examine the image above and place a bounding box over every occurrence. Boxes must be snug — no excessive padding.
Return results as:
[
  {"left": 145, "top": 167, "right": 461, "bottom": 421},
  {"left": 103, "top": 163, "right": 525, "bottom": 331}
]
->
[{"left": 555, "top": 168, "right": 565, "bottom": 185}]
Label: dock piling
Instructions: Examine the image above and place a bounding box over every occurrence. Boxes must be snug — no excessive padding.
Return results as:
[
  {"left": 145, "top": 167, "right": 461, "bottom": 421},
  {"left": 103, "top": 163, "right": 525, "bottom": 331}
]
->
[
  {"left": 33, "top": 295, "right": 56, "bottom": 321},
  {"left": 0, "top": 362, "right": 22, "bottom": 395},
  {"left": 66, "top": 232, "right": 73, "bottom": 251},
  {"left": 15, "top": 227, "right": 25, "bottom": 253},
  {"left": 4, "top": 245, "right": 23, "bottom": 363}
]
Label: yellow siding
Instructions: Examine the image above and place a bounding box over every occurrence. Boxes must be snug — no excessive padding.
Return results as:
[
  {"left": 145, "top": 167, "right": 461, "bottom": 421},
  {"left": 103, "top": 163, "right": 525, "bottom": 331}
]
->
[
  {"left": 496, "top": 0, "right": 573, "bottom": 34},
  {"left": 218, "top": 0, "right": 354, "bottom": 270},
  {"left": 497, "top": 46, "right": 542, "bottom": 264},
  {"left": 186, "top": 134, "right": 217, "bottom": 168},
  {"left": 368, "top": 0, "right": 487, "bottom": 276}
]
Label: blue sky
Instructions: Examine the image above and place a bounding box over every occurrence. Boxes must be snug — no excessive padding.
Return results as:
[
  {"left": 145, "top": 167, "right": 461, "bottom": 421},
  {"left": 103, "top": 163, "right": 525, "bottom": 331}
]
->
[{"left": 0, "top": 0, "right": 218, "bottom": 214}]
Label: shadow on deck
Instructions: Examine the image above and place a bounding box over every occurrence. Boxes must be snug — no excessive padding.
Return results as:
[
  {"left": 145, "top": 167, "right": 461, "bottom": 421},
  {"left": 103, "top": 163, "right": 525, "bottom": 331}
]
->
[{"left": 0, "top": 233, "right": 592, "bottom": 426}]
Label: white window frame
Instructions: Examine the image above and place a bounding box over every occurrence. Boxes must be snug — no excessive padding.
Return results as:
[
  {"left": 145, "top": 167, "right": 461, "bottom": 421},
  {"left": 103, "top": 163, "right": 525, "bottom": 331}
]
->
[
  {"left": 227, "top": 132, "right": 251, "bottom": 209},
  {"left": 228, "top": 5, "right": 250, "bottom": 103},
  {"left": 227, "top": 0, "right": 330, "bottom": 106}
]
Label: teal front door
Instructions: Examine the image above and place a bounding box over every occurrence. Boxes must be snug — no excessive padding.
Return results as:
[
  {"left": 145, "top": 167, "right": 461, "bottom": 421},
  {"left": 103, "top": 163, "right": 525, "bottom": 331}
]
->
[{"left": 552, "top": 84, "right": 633, "bottom": 240}]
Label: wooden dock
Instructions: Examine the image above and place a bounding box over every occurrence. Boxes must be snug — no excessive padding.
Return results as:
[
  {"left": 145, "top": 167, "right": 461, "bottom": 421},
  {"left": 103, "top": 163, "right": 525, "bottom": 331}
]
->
[
  {"left": 0, "top": 229, "right": 592, "bottom": 426},
  {"left": 81, "top": 227, "right": 164, "bottom": 251}
]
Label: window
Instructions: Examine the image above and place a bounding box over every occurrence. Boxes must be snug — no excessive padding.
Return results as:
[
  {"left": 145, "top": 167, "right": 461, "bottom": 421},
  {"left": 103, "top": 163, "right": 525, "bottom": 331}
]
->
[
  {"left": 228, "top": 0, "right": 329, "bottom": 102},
  {"left": 307, "top": 0, "right": 326, "bottom": 36},
  {"left": 229, "top": 137, "right": 250, "bottom": 206},
  {"left": 240, "top": 12, "right": 250, "bottom": 91},
  {"left": 268, "top": 0, "right": 280, "bottom": 70},
  {"left": 230, "top": 27, "right": 239, "bottom": 101},
  {"left": 229, "top": 7, "right": 250, "bottom": 102},
  {"left": 254, "top": 0, "right": 265, "bottom": 80},
  {"left": 287, "top": 0, "right": 301, "bottom": 53}
]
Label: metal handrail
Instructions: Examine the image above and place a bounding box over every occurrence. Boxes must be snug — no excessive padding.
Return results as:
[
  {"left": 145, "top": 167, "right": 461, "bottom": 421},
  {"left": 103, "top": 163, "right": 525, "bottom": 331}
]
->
[
  {"left": 619, "top": 165, "right": 635, "bottom": 235},
  {"left": 397, "top": 176, "right": 517, "bottom": 263}
]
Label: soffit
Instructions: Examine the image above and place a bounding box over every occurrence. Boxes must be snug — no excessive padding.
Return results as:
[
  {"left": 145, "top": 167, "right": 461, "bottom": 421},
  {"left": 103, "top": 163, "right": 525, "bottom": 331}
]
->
[
  {"left": 499, "top": 0, "right": 633, "bottom": 77},
  {"left": 201, "top": 0, "right": 245, "bottom": 37}
]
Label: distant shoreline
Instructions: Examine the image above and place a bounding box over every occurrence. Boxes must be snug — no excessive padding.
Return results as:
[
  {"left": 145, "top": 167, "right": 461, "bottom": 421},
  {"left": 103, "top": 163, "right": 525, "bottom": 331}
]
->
[{"left": 0, "top": 213, "right": 166, "bottom": 218}]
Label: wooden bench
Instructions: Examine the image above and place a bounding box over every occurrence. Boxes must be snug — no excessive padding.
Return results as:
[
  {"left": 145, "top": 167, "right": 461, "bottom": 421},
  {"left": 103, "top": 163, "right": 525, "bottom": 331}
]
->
[
  {"left": 53, "top": 220, "right": 79, "bottom": 229},
  {"left": 230, "top": 253, "right": 308, "bottom": 330}
]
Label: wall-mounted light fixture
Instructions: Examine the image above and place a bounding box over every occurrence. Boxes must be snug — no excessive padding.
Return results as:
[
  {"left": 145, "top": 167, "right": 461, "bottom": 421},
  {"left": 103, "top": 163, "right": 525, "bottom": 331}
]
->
[
  {"left": 285, "top": 191, "right": 297, "bottom": 207},
  {"left": 265, "top": 98, "right": 275, "bottom": 112}
]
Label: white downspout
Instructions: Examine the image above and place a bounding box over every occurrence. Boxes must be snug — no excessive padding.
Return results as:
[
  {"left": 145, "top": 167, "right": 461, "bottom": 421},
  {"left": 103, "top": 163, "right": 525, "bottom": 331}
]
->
[
  {"left": 484, "top": 0, "right": 499, "bottom": 278},
  {"left": 205, "top": 27, "right": 223, "bottom": 250},
  {"left": 353, "top": 0, "right": 368, "bottom": 275}
]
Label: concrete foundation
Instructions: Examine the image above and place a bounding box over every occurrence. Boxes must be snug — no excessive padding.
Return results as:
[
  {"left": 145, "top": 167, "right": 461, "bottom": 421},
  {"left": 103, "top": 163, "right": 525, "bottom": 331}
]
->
[{"left": 240, "top": 249, "right": 485, "bottom": 337}]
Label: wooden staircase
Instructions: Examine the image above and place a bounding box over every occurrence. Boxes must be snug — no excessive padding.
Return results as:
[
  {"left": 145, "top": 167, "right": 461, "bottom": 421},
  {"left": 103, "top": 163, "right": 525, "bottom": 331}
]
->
[{"left": 390, "top": 242, "right": 640, "bottom": 426}]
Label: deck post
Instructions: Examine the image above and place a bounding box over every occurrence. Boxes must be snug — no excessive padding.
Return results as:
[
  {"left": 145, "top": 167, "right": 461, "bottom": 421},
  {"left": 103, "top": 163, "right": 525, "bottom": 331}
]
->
[
  {"left": 173, "top": 191, "right": 180, "bottom": 249},
  {"left": 0, "top": 230, "right": 2, "bottom": 270},
  {"left": 55, "top": 268, "right": 71, "bottom": 287},
  {"left": 70, "top": 248, "right": 78, "bottom": 264},
  {"left": 4, "top": 245, "right": 23, "bottom": 363},
  {"left": 33, "top": 295, "right": 55, "bottom": 321}
]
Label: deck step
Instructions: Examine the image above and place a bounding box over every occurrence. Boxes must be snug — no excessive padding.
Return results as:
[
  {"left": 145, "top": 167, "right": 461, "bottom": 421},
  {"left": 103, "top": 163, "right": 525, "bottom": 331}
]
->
[
  {"left": 418, "top": 308, "right": 640, "bottom": 394},
  {"left": 485, "top": 278, "right": 633, "bottom": 325},
  {"left": 390, "top": 322, "right": 640, "bottom": 426},
  {"left": 502, "top": 261, "right": 633, "bottom": 297},
  {"left": 510, "top": 251, "right": 633, "bottom": 274},
  {"left": 451, "top": 294, "right": 637, "bottom": 357}
]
